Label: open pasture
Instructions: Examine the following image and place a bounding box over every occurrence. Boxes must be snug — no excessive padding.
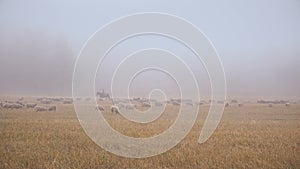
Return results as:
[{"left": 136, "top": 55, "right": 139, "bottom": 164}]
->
[{"left": 0, "top": 97, "right": 299, "bottom": 168}]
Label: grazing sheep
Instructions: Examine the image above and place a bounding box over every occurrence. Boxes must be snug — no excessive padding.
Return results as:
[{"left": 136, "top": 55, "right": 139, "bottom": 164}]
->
[
  {"left": 3, "top": 103, "right": 22, "bottom": 109},
  {"left": 126, "top": 104, "right": 135, "bottom": 110},
  {"left": 2, "top": 103, "right": 11, "bottom": 109},
  {"left": 285, "top": 103, "right": 290, "bottom": 107},
  {"left": 110, "top": 105, "right": 119, "bottom": 114},
  {"left": 155, "top": 102, "right": 163, "bottom": 107},
  {"left": 51, "top": 98, "right": 63, "bottom": 102},
  {"left": 140, "top": 98, "right": 149, "bottom": 103},
  {"left": 35, "top": 106, "right": 48, "bottom": 112},
  {"left": 16, "top": 101, "right": 24, "bottom": 106},
  {"left": 186, "top": 102, "right": 193, "bottom": 106},
  {"left": 63, "top": 100, "right": 73, "bottom": 104},
  {"left": 238, "top": 103, "right": 243, "bottom": 107},
  {"left": 37, "top": 98, "right": 43, "bottom": 101},
  {"left": 172, "top": 101, "right": 180, "bottom": 106},
  {"left": 268, "top": 104, "right": 273, "bottom": 107},
  {"left": 117, "top": 103, "right": 125, "bottom": 109},
  {"left": 141, "top": 102, "right": 151, "bottom": 107},
  {"left": 97, "top": 105, "right": 105, "bottom": 111},
  {"left": 182, "top": 99, "right": 193, "bottom": 103},
  {"left": 26, "top": 103, "right": 37, "bottom": 108},
  {"left": 14, "top": 104, "right": 23, "bottom": 109},
  {"left": 48, "top": 106, "right": 57, "bottom": 111},
  {"left": 133, "top": 97, "right": 141, "bottom": 101},
  {"left": 41, "top": 100, "right": 52, "bottom": 104},
  {"left": 170, "top": 99, "right": 181, "bottom": 103},
  {"left": 231, "top": 100, "right": 238, "bottom": 103},
  {"left": 258, "top": 100, "right": 288, "bottom": 104},
  {"left": 195, "top": 102, "right": 204, "bottom": 106}
]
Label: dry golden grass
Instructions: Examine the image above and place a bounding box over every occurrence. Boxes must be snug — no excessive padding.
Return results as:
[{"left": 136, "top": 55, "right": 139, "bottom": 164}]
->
[{"left": 0, "top": 97, "right": 299, "bottom": 169}]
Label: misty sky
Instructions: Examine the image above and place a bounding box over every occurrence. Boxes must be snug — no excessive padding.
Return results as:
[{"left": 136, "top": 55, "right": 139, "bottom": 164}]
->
[{"left": 0, "top": 0, "right": 299, "bottom": 99}]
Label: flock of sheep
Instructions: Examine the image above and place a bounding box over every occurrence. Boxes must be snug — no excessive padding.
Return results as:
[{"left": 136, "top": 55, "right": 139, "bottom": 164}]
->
[
  {"left": 0, "top": 97, "right": 74, "bottom": 112},
  {"left": 0, "top": 101, "right": 57, "bottom": 112},
  {"left": 0, "top": 96, "right": 294, "bottom": 114},
  {"left": 96, "top": 98, "right": 234, "bottom": 114},
  {"left": 257, "top": 99, "right": 292, "bottom": 107}
]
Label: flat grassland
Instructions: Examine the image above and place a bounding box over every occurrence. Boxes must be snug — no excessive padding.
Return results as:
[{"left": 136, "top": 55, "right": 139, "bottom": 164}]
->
[{"left": 0, "top": 97, "right": 299, "bottom": 169}]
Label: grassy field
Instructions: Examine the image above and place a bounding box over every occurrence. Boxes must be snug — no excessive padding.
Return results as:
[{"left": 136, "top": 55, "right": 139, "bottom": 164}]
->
[{"left": 0, "top": 97, "right": 299, "bottom": 169}]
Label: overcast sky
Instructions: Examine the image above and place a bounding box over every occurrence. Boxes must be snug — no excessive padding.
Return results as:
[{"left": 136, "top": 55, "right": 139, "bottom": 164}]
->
[{"left": 0, "top": 0, "right": 299, "bottom": 99}]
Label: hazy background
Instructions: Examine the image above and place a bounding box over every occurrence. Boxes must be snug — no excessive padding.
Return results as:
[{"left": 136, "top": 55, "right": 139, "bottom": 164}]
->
[{"left": 0, "top": 0, "right": 299, "bottom": 99}]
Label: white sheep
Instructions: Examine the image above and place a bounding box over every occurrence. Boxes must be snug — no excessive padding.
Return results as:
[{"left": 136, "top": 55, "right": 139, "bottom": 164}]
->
[
  {"left": 16, "top": 101, "right": 24, "bottom": 106},
  {"left": 63, "top": 100, "right": 73, "bottom": 104},
  {"left": 141, "top": 102, "right": 151, "bottom": 107},
  {"left": 117, "top": 103, "right": 125, "bottom": 109},
  {"left": 110, "top": 105, "right": 119, "bottom": 114},
  {"left": 41, "top": 100, "right": 52, "bottom": 104},
  {"left": 125, "top": 104, "right": 135, "bottom": 110},
  {"left": 26, "top": 103, "right": 37, "bottom": 108},
  {"left": 97, "top": 105, "right": 105, "bottom": 111},
  {"left": 172, "top": 101, "right": 180, "bottom": 106},
  {"left": 3, "top": 103, "right": 22, "bottom": 109},
  {"left": 35, "top": 106, "right": 48, "bottom": 112},
  {"left": 48, "top": 106, "right": 57, "bottom": 111},
  {"left": 155, "top": 102, "right": 163, "bottom": 107}
]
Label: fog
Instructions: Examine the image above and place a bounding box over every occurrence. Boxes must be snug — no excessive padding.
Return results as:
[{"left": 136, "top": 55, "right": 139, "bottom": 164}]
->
[
  {"left": 0, "top": 0, "right": 299, "bottom": 99},
  {"left": 0, "top": 28, "right": 74, "bottom": 96}
]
